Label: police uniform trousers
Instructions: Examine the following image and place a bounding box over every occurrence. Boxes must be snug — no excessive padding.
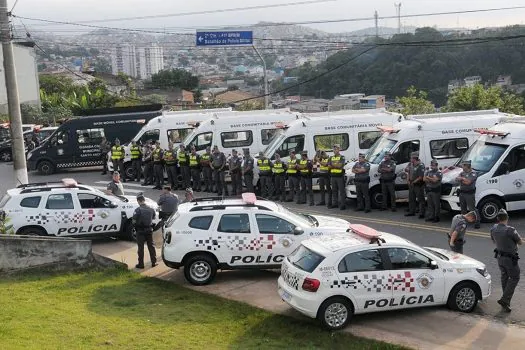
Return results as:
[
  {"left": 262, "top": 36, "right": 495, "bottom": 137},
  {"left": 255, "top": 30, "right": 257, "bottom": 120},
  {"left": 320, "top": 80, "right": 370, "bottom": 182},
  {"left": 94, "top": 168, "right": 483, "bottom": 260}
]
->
[
  {"left": 143, "top": 161, "right": 153, "bottom": 185},
  {"left": 287, "top": 175, "right": 299, "bottom": 202},
  {"left": 355, "top": 179, "right": 371, "bottom": 211},
  {"left": 190, "top": 167, "right": 201, "bottom": 191},
  {"left": 273, "top": 174, "right": 286, "bottom": 201},
  {"left": 213, "top": 168, "right": 226, "bottom": 196},
  {"left": 449, "top": 239, "right": 465, "bottom": 254},
  {"left": 318, "top": 174, "right": 332, "bottom": 206},
  {"left": 460, "top": 191, "right": 480, "bottom": 226},
  {"left": 381, "top": 180, "right": 396, "bottom": 209},
  {"left": 112, "top": 159, "right": 125, "bottom": 181},
  {"left": 331, "top": 175, "right": 346, "bottom": 209},
  {"left": 101, "top": 153, "right": 109, "bottom": 174},
  {"left": 153, "top": 162, "right": 164, "bottom": 188},
  {"left": 136, "top": 229, "right": 156, "bottom": 267},
  {"left": 498, "top": 255, "right": 521, "bottom": 305},
  {"left": 299, "top": 175, "right": 314, "bottom": 205},
  {"left": 202, "top": 167, "right": 213, "bottom": 192},
  {"left": 244, "top": 172, "right": 254, "bottom": 193},
  {"left": 259, "top": 174, "right": 273, "bottom": 199},
  {"left": 230, "top": 171, "right": 242, "bottom": 196},
  {"left": 166, "top": 164, "right": 178, "bottom": 188},
  {"left": 408, "top": 184, "right": 425, "bottom": 215},
  {"left": 131, "top": 159, "right": 142, "bottom": 182},
  {"left": 426, "top": 187, "right": 441, "bottom": 219},
  {"left": 179, "top": 165, "right": 191, "bottom": 189}
]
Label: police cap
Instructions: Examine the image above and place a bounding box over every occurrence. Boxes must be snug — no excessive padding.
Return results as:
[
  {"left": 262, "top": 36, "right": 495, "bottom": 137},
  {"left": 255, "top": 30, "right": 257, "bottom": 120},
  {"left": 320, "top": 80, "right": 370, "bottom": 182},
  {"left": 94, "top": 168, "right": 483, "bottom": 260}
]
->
[
  {"left": 301, "top": 150, "right": 308, "bottom": 156},
  {"left": 461, "top": 160, "right": 472, "bottom": 166},
  {"left": 358, "top": 153, "right": 366, "bottom": 158},
  {"left": 185, "top": 188, "right": 194, "bottom": 194},
  {"left": 232, "top": 149, "right": 237, "bottom": 153},
  {"left": 333, "top": 144, "right": 341, "bottom": 149},
  {"left": 466, "top": 211, "right": 478, "bottom": 220},
  {"left": 113, "top": 171, "right": 120, "bottom": 176},
  {"left": 385, "top": 151, "right": 392, "bottom": 156},
  {"left": 497, "top": 208, "right": 509, "bottom": 222},
  {"left": 411, "top": 152, "right": 419, "bottom": 159},
  {"left": 136, "top": 194, "right": 145, "bottom": 202},
  {"left": 431, "top": 159, "right": 438, "bottom": 165},
  {"left": 164, "top": 185, "right": 172, "bottom": 191},
  {"left": 243, "top": 148, "right": 250, "bottom": 153},
  {"left": 115, "top": 138, "right": 120, "bottom": 143}
]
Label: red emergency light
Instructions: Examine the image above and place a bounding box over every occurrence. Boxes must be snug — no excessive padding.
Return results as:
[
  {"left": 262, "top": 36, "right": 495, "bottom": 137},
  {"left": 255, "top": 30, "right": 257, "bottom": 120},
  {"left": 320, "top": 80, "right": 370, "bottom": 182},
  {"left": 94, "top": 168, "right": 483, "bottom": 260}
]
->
[
  {"left": 474, "top": 128, "right": 509, "bottom": 137},
  {"left": 61, "top": 178, "right": 78, "bottom": 188},
  {"left": 242, "top": 192, "right": 257, "bottom": 205},
  {"left": 275, "top": 122, "right": 288, "bottom": 129},
  {"left": 349, "top": 224, "right": 381, "bottom": 239},
  {"left": 377, "top": 126, "right": 400, "bottom": 133}
]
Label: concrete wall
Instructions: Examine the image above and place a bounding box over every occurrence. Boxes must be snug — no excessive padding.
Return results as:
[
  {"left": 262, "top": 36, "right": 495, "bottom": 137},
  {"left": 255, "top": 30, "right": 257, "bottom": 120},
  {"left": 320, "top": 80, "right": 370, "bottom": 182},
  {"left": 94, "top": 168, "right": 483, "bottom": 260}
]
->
[{"left": 0, "top": 235, "right": 92, "bottom": 272}]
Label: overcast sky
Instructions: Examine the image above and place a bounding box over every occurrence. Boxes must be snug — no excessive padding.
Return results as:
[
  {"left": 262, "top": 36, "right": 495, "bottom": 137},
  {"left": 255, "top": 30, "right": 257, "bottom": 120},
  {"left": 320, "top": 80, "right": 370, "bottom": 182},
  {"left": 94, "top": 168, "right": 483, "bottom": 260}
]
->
[{"left": 10, "top": 0, "right": 525, "bottom": 34}]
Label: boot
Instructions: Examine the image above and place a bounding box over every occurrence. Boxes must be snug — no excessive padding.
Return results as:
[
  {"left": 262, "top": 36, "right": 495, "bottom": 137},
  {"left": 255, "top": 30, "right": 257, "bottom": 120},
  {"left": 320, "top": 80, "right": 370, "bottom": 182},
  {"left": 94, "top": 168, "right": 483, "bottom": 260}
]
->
[{"left": 316, "top": 201, "right": 326, "bottom": 206}]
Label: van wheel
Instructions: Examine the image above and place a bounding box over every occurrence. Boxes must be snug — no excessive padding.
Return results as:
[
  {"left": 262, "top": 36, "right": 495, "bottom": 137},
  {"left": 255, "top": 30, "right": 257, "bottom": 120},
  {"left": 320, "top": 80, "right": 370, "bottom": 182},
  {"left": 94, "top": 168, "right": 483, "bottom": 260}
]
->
[
  {"left": 317, "top": 297, "right": 354, "bottom": 330},
  {"left": 447, "top": 282, "right": 479, "bottom": 313},
  {"left": 370, "top": 187, "right": 383, "bottom": 209},
  {"left": 19, "top": 226, "right": 47, "bottom": 236},
  {"left": 37, "top": 160, "right": 55, "bottom": 175},
  {"left": 478, "top": 197, "right": 503, "bottom": 222},
  {"left": 124, "top": 163, "right": 134, "bottom": 180},
  {"left": 184, "top": 254, "right": 217, "bottom": 285},
  {"left": 0, "top": 150, "right": 12, "bottom": 162}
]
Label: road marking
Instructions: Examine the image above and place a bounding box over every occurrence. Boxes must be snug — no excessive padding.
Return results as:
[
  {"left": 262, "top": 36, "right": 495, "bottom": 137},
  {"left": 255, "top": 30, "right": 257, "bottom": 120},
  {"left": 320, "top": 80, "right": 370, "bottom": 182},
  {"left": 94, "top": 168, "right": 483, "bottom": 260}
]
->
[
  {"left": 94, "top": 181, "right": 148, "bottom": 189},
  {"left": 91, "top": 185, "right": 143, "bottom": 194}
]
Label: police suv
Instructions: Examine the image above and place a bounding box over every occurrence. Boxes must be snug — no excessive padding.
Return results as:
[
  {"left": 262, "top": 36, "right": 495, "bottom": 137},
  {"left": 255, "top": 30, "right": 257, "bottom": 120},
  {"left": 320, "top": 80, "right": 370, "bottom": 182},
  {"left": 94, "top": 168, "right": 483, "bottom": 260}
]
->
[
  {"left": 162, "top": 193, "right": 351, "bottom": 285},
  {"left": 0, "top": 178, "right": 159, "bottom": 240},
  {"left": 278, "top": 225, "right": 491, "bottom": 330}
]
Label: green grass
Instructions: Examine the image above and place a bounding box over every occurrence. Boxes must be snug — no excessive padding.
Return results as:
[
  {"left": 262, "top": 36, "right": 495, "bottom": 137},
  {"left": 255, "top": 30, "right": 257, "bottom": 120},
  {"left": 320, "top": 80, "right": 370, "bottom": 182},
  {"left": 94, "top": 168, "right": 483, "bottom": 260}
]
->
[{"left": 0, "top": 268, "right": 409, "bottom": 350}]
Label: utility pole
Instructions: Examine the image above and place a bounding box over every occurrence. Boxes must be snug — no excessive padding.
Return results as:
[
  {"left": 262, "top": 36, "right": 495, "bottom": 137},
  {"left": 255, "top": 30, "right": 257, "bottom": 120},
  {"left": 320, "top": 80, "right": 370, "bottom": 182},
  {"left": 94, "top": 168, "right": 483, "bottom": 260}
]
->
[
  {"left": 394, "top": 3, "right": 402, "bottom": 34},
  {"left": 252, "top": 45, "right": 269, "bottom": 109},
  {"left": 0, "top": 0, "right": 28, "bottom": 185},
  {"left": 374, "top": 11, "right": 379, "bottom": 38}
]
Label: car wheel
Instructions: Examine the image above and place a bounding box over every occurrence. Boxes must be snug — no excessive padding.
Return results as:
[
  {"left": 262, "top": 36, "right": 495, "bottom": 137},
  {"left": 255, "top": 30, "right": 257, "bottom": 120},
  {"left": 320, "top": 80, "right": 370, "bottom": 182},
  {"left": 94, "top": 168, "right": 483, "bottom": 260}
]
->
[
  {"left": 37, "top": 160, "right": 55, "bottom": 175},
  {"left": 122, "top": 220, "right": 137, "bottom": 241},
  {"left": 317, "top": 297, "right": 354, "bottom": 330},
  {"left": 370, "top": 186, "right": 383, "bottom": 209},
  {"left": 447, "top": 282, "right": 479, "bottom": 313},
  {"left": 19, "top": 226, "right": 47, "bottom": 236},
  {"left": 184, "top": 254, "right": 217, "bottom": 285},
  {"left": 0, "top": 150, "right": 12, "bottom": 162},
  {"left": 478, "top": 197, "right": 503, "bottom": 223}
]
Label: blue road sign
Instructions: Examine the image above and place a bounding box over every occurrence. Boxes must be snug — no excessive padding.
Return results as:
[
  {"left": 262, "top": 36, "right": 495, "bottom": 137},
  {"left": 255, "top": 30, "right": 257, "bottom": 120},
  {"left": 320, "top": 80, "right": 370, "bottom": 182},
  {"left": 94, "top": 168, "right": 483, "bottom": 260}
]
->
[{"left": 196, "top": 31, "right": 253, "bottom": 46}]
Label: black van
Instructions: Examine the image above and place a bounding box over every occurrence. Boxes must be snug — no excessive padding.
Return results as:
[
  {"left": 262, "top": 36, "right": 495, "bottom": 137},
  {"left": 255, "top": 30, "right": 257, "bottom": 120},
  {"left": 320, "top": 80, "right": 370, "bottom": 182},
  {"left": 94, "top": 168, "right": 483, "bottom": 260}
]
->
[{"left": 27, "top": 105, "right": 162, "bottom": 175}]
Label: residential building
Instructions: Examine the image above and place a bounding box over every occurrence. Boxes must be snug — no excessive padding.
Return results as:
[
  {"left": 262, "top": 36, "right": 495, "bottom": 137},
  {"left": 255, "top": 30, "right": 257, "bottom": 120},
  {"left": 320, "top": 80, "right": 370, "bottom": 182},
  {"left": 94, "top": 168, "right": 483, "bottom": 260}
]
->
[
  {"left": 213, "top": 90, "right": 263, "bottom": 107},
  {"left": 111, "top": 44, "right": 136, "bottom": 78},
  {"left": 111, "top": 43, "right": 164, "bottom": 80},
  {"left": 495, "top": 75, "right": 512, "bottom": 88},
  {"left": 448, "top": 79, "right": 464, "bottom": 94},
  {"left": 464, "top": 76, "right": 482, "bottom": 87},
  {"left": 359, "top": 95, "right": 385, "bottom": 109}
]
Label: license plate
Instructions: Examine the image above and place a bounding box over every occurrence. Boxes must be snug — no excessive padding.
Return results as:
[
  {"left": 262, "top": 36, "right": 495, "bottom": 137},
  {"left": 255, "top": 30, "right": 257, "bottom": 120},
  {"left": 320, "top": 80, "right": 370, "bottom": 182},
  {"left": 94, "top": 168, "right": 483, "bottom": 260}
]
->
[{"left": 280, "top": 288, "right": 292, "bottom": 302}]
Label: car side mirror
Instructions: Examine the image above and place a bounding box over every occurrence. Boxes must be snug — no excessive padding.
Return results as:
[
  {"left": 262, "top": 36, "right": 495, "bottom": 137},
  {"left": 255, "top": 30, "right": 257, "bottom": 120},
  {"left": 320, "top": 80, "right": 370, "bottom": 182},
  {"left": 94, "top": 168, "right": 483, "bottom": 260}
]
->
[
  {"left": 430, "top": 260, "right": 439, "bottom": 270},
  {"left": 293, "top": 227, "right": 304, "bottom": 236}
]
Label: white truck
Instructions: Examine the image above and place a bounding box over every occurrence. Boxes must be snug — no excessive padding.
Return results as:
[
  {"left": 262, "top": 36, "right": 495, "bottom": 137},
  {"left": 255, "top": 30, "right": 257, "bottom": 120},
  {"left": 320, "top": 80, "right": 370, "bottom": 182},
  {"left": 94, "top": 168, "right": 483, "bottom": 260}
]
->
[{"left": 345, "top": 110, "right": 510, "bottom": 208}]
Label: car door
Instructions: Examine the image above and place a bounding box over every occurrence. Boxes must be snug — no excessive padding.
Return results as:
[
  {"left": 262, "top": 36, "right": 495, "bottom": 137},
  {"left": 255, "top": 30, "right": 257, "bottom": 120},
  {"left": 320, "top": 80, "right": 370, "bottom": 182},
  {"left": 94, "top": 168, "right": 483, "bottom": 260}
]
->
[
  {"left": 493, "top": 144, "right": 525, "bottom": 212},
  {"left": 47, "top": 129, "right": 75, "bottom": 168},
  {"left": 254, "top": 213, "right": 297, "bottom": 265},
  {"left": 214, "top": 213, "right": 258, "bottom": 266},
  {"left": 384, "top": 247, "right": 446, "bottom": 308},
  {"left": 43, "top": 192, "right": 79, "bottom": 236},
  {"left": 334, "top": 248, "right": 391, "bottom": 313},
  {"left": 74, "top": 193, "right": 123, "bottom": 235}
]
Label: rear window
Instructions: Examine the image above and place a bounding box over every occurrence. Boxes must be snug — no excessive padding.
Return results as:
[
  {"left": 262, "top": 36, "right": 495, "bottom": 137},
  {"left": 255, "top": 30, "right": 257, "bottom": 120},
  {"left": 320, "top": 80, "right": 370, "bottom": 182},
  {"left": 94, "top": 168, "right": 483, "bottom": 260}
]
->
[
  {"left": 288, "top": 245, "right": 325, "bottom": 273},
  {"left": 20, "top": 196, "right": 41, "bottom": 208},
  {"left": 189, "top": 216, "right": 213, "bottom": 230}
]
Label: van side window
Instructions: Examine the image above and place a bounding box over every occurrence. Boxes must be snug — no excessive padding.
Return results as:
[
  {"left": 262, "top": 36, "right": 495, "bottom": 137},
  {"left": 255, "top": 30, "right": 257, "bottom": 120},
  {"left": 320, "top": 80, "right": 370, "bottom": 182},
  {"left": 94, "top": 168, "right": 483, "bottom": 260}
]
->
[
  {"left": 502, "top": 145, "right": 525, "bottom": 173},
  {"left": 139, "top": 129, "right": 160, "bottom": 144},
  {"left": 392, "top": 140, "right": 420, "bottom": 164},
  {"left": 261, "top": 129, "right": 279, "bottom": 145},
  {"left": 221, "top": 131, "right": 253, "bottom": 148},
  {"left": 168, "top": 128, "right": 192, "bottom": 144},
  {"left": 359, "top": 131, "right": 382, "bottom": 149},
  {"left": 76, "top": 128, "right": 105, "bottom": 145},
  {"left": 52, "top": 130, "right": 69, "bottom": 145},
  {"left": 276, "top": 135, "right": 305, "bottom": 158},
  {"left": 314, "top": 134, "right": 349, "bottom": 152},
  {"left": 430, "top": 138, "right": 469, "bottom": 159},
  {"left": 190, "top": 132, "right": 213, "bottom": 151}
]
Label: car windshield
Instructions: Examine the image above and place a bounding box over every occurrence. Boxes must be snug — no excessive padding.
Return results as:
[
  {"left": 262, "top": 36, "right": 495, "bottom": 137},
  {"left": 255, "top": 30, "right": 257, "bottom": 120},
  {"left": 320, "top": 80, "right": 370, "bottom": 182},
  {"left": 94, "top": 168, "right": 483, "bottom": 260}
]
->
[
  {"left": 456, "top": 140, "right": 508, "bottom": 173},
  {"left": 366, "top": 137, "right": 397, "bottom": 164},
  {"left": 182, "top": 128, "right": 198, "bottom": 146},
  {"left": 423, "top": 247, "right": 450, "bottom": 261},
  {"left": 276, "top": 203, "right": 315, "bottom": 227},
  {"left": 263, "top": 130, "right": 287, "bottom": 158}
]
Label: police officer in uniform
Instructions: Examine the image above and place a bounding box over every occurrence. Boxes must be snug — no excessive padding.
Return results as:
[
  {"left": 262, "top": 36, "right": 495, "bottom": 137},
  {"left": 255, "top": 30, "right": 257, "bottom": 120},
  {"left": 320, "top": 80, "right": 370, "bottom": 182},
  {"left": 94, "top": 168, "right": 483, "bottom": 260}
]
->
[
  {"left": 352, "top": 153, "right": 371, "bottom": 212},
  {"left": 163, "top": 143, "right": 178, "bottom": 189},
  {"left": 491, "top": 209, "right": 523, "bottom": 312},
  {"left": 111, "top": 138, "right": 126, "bottom": 182},
  {"left": 448, "top": 211, "right": 477, "bottom": 254},
  {"left": 316, "top": 151, "right": 332, "bottom": 207},
  {"left": 105, "top": 171, "right": 124, "bottom": 196},
  {"left": 152, "top": 141, "right": 164, "bottom": 190},
  {"left": 189, "top": 146, "right": 202, "bottom": 192},
  {"left": 378, "top": 151, "right": 396, "bottom": 212},
  {"left": 99, "top": 137, "right": 111, "bottom": 175},
  {"left": 298, "top": 151, "right": 314, "bottom": 206},
  {"left": 177, "top": 144, "right": 191, "bottom": 190},
  {"left": 286, "top": 151, "right": 300, "bottom": 202},
  {"left": 257, "top": 151, "right": 273, "bottom": 198},
  {"left": 405, "top": 152, "right": 425, "bottom": 218},
  {"left": 133, "top": 194, "right": 157, "bottom": 269},
  {"left": 157, "top": 186, "right": 179, "bottom": 221},
  {"left": 272, "top": 153, "right": 287, "bottom": 202},
  {"left": 130, "top": 140, "right": 142, "bottom": 182},
  {"left": 242, "top": 148, "right": 255, "bottom": 193},
  {"left": 229, "top": 149, "right": 242, "bottom": 196},
  {"left": 424, "top": 159, "right": 442, "bottom": 222},
  {"left": 457, "top": 160, "right": 481, "bottom": 229},
  {"left": 211, "top": 146, "right": 227, "bottom": 196},
  {"left": 200, "top": 146, "right": 213, "bottom": 192},
  {"left": 328, "top": 144, "right": 345, "bottom": 210},
  {"left": 141, "top": 142, "right": 154, "bottom": 186}
]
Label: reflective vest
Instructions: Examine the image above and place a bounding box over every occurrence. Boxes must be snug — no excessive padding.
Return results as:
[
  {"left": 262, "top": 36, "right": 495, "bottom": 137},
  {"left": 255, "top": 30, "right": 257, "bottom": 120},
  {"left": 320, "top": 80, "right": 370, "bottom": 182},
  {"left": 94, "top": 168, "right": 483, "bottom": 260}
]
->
[
  {"left": 330, "top": 156, "right": 343, "bottom": 175},
  {"left": 258, "top": 159, "right": 271, "bottom": 172},
  {"left": 320, "top": 158, "right": 330, "bottom": 173},
  {"left": 164, "top": 150, "right": 176, "bottom": 165},
  {"left": 178, "top": 151, "right": 188, "bottom": 165},
  {"left": 189, "top": 154, "right": 199, "bottom": 167},
  {"left": 111, "top": 145, "right": 123, "bottom": 160},
  {"left": 130, "top": 146, "right": 141, "bottom": 160},
  {"left": 299, "top": 159, "right": 310, "bottom": 175},
  {"left": 152, "top": 148, "right": 162, "bottom": 162},
  {"left": 200, "top": 153, "right": 211, "bottom": 166},
  {"left": 287, "top": 159, "right": 298, "bottom": 174},
  {"left": 273, "top": 161, "right": 285, "bottom": 174}
]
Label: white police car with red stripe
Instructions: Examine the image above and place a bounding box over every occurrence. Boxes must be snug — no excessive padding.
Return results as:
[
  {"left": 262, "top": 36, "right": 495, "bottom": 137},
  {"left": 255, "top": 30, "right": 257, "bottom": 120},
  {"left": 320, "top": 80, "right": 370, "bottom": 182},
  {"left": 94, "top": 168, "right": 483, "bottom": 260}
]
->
[
  {"left": 162, "top": 193, "right": 351, "bottom": 285},
  {"left": 278, "top": 225, "right": 491, "bottom": 330}
]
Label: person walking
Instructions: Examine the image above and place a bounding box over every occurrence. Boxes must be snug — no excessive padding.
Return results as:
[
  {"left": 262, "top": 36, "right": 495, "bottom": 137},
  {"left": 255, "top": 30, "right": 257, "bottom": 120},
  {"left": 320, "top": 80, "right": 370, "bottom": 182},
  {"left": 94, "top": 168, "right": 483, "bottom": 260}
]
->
[
  {"left": 448, "top": 211, "right": 477, "bottom": 254},
  {"left": 211, "top": 146, "right": 227, "bottom": 196},
  {"left": 163, "top": 143, "right": 178, "bottom": 189},
  {"left": 242, "top": 148, "right": 255, "bottom": 193},
  {"left": 257, "top": 151, "right": 273, "bottom": 198},
  {"left": 111, "top": 138, "right": 126, "bottom": 182},
  {"left": 105, "top": 171, "right": 124, "bottom": 196},
  {"left": 405, "top": 152, "right": 425, "bottom": 218},
  {"left": 157, "top": 186, "right": 179, "bottom": 221},
  {"left": 130, "top": 140, "right": 142, "bottom": 182},
  {"left": 272, "top": 153, "right": 287, "bottom": 202},
  {"left": 152, "top": 141, "right": 164, "bottom": 190},
  {"left": 229, "top": 149, "right": 242, "bottom": 196},
  {"left": 457, "top": 160, "right": 481, "bottom": 229},
  {"left": 378, "top": 151, "right": 396, "bottom": 212},
  {"left": 491, "top": 209, "right": 523, "bottom": 312},
  {"left": 328, "top": 144, "right": 346, "bottom": 210},
  {"left": 286, "top": 151, "right": 300, "bottom": 203},
  {"left": 316, "top": 151, "right": 332, "bottom": 207},
  {"left": 424, "top": 159, "right": 442, "bottom": 222},
  {"left": 200, "top": 146, "right": 213, "bottom": 192},
  {"left": 177, "top": 144, "right": 191, "bottom": 190},
  {"left": 141, "top": 142, "right": 154, "bottom": 186},
  {"left": 352, "top": 153, "right": 371, "bottom": 213},
  {"left": 298, "top": 151, "right": 314, "bottom": 206},
  {"left": 133, "top": 194, "right": 157, "bottom": 269},
  {"left": 189, "top": 146, "right": 202, "bottom": 192},
  {"left": 99, "top": 137, "right": 111, "bottom": 175}
]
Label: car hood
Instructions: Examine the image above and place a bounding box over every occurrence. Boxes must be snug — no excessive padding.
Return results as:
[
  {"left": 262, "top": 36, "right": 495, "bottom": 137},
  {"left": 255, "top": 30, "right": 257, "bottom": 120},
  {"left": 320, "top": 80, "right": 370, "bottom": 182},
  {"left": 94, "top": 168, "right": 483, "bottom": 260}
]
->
[
  {"left": 425, "top": 247, "right": 485, "bottom": 268},
  {"left": 311, "top": 214, "right": 350, "bottom": 229}
]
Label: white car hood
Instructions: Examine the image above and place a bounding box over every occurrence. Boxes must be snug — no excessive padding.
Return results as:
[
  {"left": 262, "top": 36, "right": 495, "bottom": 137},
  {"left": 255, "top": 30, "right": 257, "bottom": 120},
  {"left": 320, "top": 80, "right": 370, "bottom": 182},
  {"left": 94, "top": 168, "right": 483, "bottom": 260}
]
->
[
  {"left": 426, "top": 247, "right": 485, "bottom": 268},
  {"left": 312, "top": 214, "right": 350, "bottom": 229}
]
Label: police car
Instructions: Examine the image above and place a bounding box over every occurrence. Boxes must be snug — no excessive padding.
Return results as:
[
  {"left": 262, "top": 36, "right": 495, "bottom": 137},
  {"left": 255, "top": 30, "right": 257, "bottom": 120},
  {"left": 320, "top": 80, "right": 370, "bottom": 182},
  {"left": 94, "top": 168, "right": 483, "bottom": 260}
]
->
[
  {"left": 277, "top": 224, "right": 491, "bottom": 330},
  {"left": 162, "top": 193, "right": 351, "bottom": 285},
  {"left": 0, "top": 178, "right": 159, "bottom": 240}
]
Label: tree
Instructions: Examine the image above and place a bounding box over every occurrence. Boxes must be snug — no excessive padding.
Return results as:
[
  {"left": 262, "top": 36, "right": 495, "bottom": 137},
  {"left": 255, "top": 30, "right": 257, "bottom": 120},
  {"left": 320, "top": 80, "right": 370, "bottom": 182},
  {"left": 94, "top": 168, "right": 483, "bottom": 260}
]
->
[
  {"left": 445, "top": 84, "right": 525, "bottom": 114},
  {"left": 149, "top": 69, "right": 199, "bottom": 91},
  {"left": 392, "top": 86, "right": 435, "bottom": 115},
  {"left": 140, "top": 94, "right": 167, "bottom": 105}
]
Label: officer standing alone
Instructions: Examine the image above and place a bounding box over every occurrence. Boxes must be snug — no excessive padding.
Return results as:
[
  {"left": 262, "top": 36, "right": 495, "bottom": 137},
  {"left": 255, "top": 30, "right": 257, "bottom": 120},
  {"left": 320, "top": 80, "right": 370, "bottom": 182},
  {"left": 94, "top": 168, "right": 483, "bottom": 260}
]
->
[
  {"left": 491, "top": 209, "right": 523, "bottom": 312},
  {"left": 448, "top": 211, "right": 477, "bottom": 254},
  {"left": 352, "top": 153, "right": 371, "bottom": 213},
  {"left": 200, "top": 146, "right": 213, "bottom": 192},
  {"left": 105, "top": 171, "right": 124, "bottom": 196},
  {"left": 257, "top": 151, "right": 273, "bottom": 198},
  {"left": 424, "top": 159, "right": 442, "bottom": 222},
  {"left": 405, "top": 152, "right": 425, "bottom": 218},
  {"left": 316, "top": 151, "right": 332, "bottom": 207},
  {"left": 211, "top": 146, "right": 227, "bottom": 196},
  {"left": 229, "top": 149, "right": 242, "bottom": 196},
  {"left": 298, "top": 151, "right": 314, "bottom": 206},
  {"left": 457, "top": 160, "right": 481, "bottom": 229},
  {"left": 328, "top": 145, "right": 345, "bottom": 210},
  {"left": 133, "top": 194, "right": 157, "bottom": 269},
  {"left": 272, "top": 153, "right": 287, "bottom": 202},
  {"left": 286, "top": 151, "right": 300, "bottom": 202},
  {"left": 378, "top": 151, "right": 396, "bottom": 212},
  {"left": 152, "top": 141, "right": 164, "bottom": 190},
  {"left": 111, "top": 138, "right": 126, "bottom": 182},
  {"left": 242, "top": 148, "right": 255, "bottom": 193},
  {"left": 189, "top": 146, "right": 202, "bottom": 191},
  {"left": 130, "top": 140, "right": 142, "bottom": 182}
]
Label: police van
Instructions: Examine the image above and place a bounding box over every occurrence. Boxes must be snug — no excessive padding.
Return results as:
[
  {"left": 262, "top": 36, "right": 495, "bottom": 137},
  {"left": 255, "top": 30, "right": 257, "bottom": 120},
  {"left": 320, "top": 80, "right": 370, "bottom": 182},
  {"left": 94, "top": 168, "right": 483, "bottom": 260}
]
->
[
  {"left": 27, "top": 105, "right": 163, "bottom": 175},
  {"left": 345, "top": 110, "right": 509, "bottom": 208},
  {"left": 441, "top": 118, "right": 525, "bottom": 221}
]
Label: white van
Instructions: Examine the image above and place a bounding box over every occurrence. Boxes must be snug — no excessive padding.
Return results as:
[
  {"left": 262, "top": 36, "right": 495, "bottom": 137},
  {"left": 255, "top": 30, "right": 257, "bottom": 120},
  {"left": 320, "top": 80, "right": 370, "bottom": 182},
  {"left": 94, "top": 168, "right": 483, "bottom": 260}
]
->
[
  {"left": 345, "top": 110, "right": 510, "bottom": 208},
  {"left": 441, "top": 118, "right": 525, "bottom": 222}
]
